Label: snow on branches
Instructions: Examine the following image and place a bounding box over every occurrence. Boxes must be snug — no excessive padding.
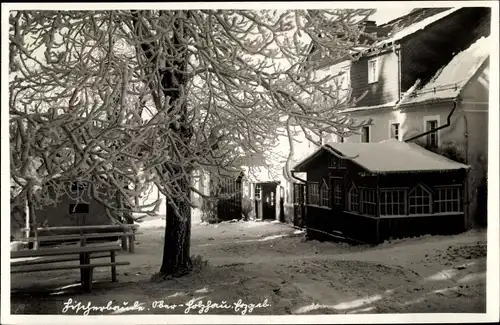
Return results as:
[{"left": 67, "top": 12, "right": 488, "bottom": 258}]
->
[{"left": 9, "top": 9, "right": 377, "bottom": 218}]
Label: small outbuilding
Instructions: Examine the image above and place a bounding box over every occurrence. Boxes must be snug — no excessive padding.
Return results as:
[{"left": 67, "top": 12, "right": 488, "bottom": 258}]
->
[{"left": 291, "top": 139, "right": 470, "bottom": 244}]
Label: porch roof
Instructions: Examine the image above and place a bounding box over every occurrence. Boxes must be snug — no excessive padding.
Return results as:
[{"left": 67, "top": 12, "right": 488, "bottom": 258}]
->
[{"left": 292, "top": 139, "right": 470, "bottom": 174}]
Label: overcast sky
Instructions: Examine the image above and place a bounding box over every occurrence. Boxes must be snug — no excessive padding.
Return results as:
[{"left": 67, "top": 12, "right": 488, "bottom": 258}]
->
[{"left": 370, "top": 7, "right": 417, "bottom": 24}]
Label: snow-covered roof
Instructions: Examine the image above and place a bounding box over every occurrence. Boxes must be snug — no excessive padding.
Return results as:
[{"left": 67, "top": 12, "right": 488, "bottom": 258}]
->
[
  {"left": 378, "top": 7, "right": 461, "bottom": 45},
  {"left": 293, "top": 139, "right": 469, "bottom": 174},
  {"left": 341, "top": 101, "right": 398, "bottom": 113},
  {"left": 400, "top": 35, "right": 490, "bottom": 105}
]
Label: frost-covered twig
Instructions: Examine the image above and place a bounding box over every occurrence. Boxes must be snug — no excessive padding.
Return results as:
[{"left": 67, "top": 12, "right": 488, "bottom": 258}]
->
[{"left": 9, "top": 9, "right": 379, "bottom": 217}]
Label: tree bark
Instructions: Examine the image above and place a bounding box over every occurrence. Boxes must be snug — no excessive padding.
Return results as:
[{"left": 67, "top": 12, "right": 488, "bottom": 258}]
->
[{"left": 159, "top": 174, "right": 192, "bottom": 275}]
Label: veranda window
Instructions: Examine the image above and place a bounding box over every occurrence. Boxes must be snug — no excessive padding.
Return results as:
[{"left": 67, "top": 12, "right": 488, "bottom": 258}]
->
[
  {"left": 435, "top": 186, "right": 463, "bottom": 213},
  {"left": 360, "top": 188, "right": 377, "bottom": 216},
  {"left": 347, "top": 184, "right": 359, "bottom": 213},
  {"left": 308, "top": 183, "right": 320, "bottom": 205},
  {"left": 380, "top": 189, "right": 407, "bottom": 216},
  {"left": 320, "top": 179, "right": 330, "bottom": 208},
  {"left": 409, "top": 184, "right": 432, "bottom": 215}
]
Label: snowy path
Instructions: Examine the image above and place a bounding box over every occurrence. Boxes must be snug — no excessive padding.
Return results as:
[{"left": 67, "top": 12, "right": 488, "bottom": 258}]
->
[{"left": 10, "top": 216, "right": 487, "bottom": 314}]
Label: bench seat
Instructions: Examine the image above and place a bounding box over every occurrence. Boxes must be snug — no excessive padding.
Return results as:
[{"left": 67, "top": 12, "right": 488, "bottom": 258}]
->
[{"left": 11, "top": 261, "right": 130, "bottom": 273}]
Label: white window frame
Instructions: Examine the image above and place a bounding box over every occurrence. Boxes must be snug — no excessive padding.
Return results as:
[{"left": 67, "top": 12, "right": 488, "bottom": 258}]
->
[
  {"left": 347, "top": 183, "right": 360, "bottom": 213},
  {"left": 255, "top": 184, "right": 262, "bottom": 200},
  {"left": 380, "top": 189, "right": 407, "bottom": 216},
  {"left": 435, "top": 185, "right": 463, "bottom": 213},
  {"left": 408, "top": 183, "right": 433, "bottom": 215},
  {"left": 361, "top": 125, "right": 371, "bottom": 143},
  {"left": 320, "top": 179, "right": 330, "bottom": 208},
  {"left": 389, "top": 121, "right": 401, "bottom": 141},
  {"left": 368, "top": 58, "right": 379, "bottom": 84},
  {"left": 423, "top": 115, "right": 441, "bottom": 147}
]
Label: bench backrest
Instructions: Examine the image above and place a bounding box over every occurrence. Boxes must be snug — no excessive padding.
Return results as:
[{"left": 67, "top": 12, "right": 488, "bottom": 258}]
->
[
  {"left": 20, "top": 232, "right": 131, "bottom": 243},
  {"left": 37, "top": 224, "right": 138, "bottom": 233},
  {"left": 11, "top": 244, "right": 122, "bottom": 259}
]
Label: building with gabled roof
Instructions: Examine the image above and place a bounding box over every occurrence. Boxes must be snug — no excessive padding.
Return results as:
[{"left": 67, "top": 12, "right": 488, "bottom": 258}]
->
[
  {"left": 292, "top": 139, "right": 470, "bottom": 244},
  {"left": 286, "top": 6, "right": 491, "bottom": 233}
]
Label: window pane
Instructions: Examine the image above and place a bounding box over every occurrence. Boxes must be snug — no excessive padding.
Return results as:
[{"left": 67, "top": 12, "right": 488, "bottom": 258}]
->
[{"left": 362, "top": 127, "right": 370, "bottom": 143}]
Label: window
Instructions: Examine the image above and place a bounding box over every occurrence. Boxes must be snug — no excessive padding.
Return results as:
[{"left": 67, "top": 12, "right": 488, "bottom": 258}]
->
[
  {"left": 70, "top": 182, "right": 86, "bottom": 193},
  {"left": 390, "top": 123, "right": 400, "bottom": 140},
  {"left": 333, "top": 181, "right": 343, "bottom": 206},
  {"left": 255, "top": 184, "right": 262, "bottom": 200},
  {"left": 308, "top": 183, "right": 320, "bottom": 205},
  {"left": 69, "top": 203, "right": 89, "bottom": 214},
  {"left": 361, "top": 126, "right": 370, "bottom": 143},
  {"left": 347, "top": 184, "right": 359, "bottom": 213},
  {"left": 409, "top": 184, "right": 432, "bottom": 215},
  {"left": 339, "top": 157, "right": 346, "bottom": 168},
  {"left": 368, "top": 58, "right": 379, "bottom": 83},
  {"left": 69, "top": 181, "right": 87, "bottom": 200},
  {"left": 328, "top": 154, "right": 337, "bottom": 168},
  {"left": 425, "top": 119, "right": 439, "bottom": 148},
  {"left": 435, "top": 186, "right": 463, "bottom": 213},
  {"left": 320, "top": 179, "right": 330, "bottom": 208},
  {"left": 360, "top": 188, "right": 377, "bottom": 215},
  {"left": 380, "top": 189, "right": 407, "bottom": 216}
]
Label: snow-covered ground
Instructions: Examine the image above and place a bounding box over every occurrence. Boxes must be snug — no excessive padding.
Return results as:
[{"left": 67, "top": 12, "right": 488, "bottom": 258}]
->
[{"left": 10, "top": 210, "right": 486, "bottom": 315}]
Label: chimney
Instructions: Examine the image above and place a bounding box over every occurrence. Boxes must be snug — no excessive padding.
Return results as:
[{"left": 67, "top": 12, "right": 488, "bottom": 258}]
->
[
  {"left": 362, "top": 20, "right": 377, "bottom": 27},
  {"left": 360, "top": 20, "right": 383, "bottom": 40}
]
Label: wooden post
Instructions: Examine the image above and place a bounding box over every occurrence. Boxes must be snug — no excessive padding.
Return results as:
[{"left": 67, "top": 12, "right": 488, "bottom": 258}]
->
[
  {"left": 24, "top": 199, "right": 30, "bottom": 239},
  {"left": 81, "top": 253, "right": 91, "bottom": 291},
  {"left": 257, "top": 185, "right": 263, "bottom": 220},
  {"left": 110, "top": 250, "right": 117, "bottom": 282},
  {"left": 121, "top": 229, "right": 128, "bottom": 252},
  {"left": 79, "top": 218, "right": 86, "bottom": 247},
  {"left": 129, "top": 230, "right": 135, "bottom": 253},
  {"left": 27, "top": 188, "right": 39, "bottom": 250}
]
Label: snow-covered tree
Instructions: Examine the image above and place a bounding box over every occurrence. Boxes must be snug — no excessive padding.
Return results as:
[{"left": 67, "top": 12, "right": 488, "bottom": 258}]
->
[{"left": 9, "top": 9, "right": 378, "bottom": 276}]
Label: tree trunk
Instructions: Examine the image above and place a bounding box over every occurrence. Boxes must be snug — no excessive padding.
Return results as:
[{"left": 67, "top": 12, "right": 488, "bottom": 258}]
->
[
  {"left": 132, "top": 10, "right": 193, "bottom": 276},
  {"left": 159, "top": 175, "right": 192, "bottom": 275}
]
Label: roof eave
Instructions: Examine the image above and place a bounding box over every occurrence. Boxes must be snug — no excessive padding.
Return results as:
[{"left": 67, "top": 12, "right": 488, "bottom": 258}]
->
[
  {"left": 397, "top": 97, "right": 457, "bottom": 110},
  {"left": 372, "top": 167, "right": 470, "bottom": 174}
]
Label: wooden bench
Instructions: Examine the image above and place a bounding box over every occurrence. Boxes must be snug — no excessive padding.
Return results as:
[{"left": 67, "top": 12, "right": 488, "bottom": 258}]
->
[
  {"left": 11, "top": 244, "right": 130, "bottom": 292},
  {"left": 27, "top": 224, "right": 140, "bottom": 253}
]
